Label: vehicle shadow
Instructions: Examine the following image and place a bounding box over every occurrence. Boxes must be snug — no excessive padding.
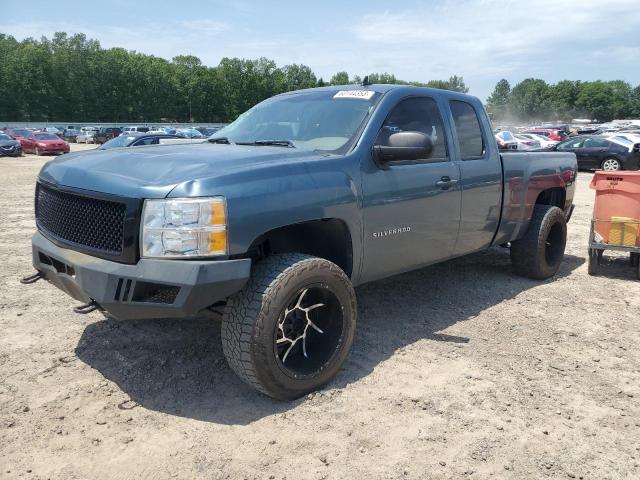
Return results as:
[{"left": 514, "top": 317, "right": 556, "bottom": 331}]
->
[{"left": 75, "top": 248, "right": 584, "bottom": 425}]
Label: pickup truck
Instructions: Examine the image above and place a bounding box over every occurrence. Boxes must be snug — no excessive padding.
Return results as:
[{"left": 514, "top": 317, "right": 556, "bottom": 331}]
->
[
  {"left": 93, "top": 127, "right": 122, "bottom": 144},
  {"left": 25, "top": 84, "right": 577, "bottom": 400}
]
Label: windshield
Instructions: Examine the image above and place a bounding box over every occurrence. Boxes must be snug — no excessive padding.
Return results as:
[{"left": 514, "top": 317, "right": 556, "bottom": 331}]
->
[
  {"left": 100, "top": 135, "right": 138, "bottom": 149},
  {"left": 34, "top": 133, "right": 59, "bottom": 140},
  {"left": 211, "top": 89, "right": 381, "bottom": 153},
  {"left": 0, "top": 134, "right": 11, "bottom": 141}
]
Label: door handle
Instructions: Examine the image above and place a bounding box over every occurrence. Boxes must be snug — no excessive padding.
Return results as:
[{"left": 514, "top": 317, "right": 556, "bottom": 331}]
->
[{"left": 436, "top": 176, "right": 458, "bottom": 189}]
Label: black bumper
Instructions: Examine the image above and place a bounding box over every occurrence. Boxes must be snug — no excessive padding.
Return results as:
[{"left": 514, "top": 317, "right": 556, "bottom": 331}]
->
[{"left": 31, "top": 232, "right": 251, "bottom": 320}]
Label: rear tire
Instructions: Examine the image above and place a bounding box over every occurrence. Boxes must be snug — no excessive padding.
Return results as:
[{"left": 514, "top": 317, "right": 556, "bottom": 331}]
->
[
  {"left": 510, "top": 205, "right": 567, "bottom": 279},
  {"left": 221, "top": 253, "right": 357, "bottom": 400},
  {"left": 601, "top": 158, "right": 621, "bottom": 171}
]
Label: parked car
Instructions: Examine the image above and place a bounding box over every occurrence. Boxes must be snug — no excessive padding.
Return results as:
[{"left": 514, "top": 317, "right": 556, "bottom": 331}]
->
[
  {"left": 98, "top": 134, "right": 186, "bottom": 150},
  {"left": 196, "top": 126, "right": 221, "bottom": 136},
  {"left": 25, "top": 84, "right": 577, "bottom": 399},
  {"left": 76, "top": 131, "right": 96, "bottom": 144},
  {"left": 495, "top": 130, "right": 518, "bottom": 150},
  {"left": 554, "top": 135, "right": 640, "bottom": 171},
  {"left": 122, "top": 126, "right": 150, "bottom": 134},
  {"left": 21, "top": 132, "right": 70, "bottom": 155},
  {"left": 519, "top": 133, "right": 558, "bottom": 149},
  {"left": 0, "top": 133, "right": 22, "bottom": 157},
  {"left": 5, "top": 128, "right": 34, "bottom": 147},
  {"left": 41, "top": 126, "right": 62, "bottom": 136},
  {"left": 62, "top": 129, "right": 81, "bottom": 143},
  {"left": 513, "top": 134, "right": 541, "bottom": 150},
  {"left": 522, "top": 129, "right": 568, "bottom": 142},
  {"left": 94, "top": 127, "right": 122, "bottom": 144},
  {"left": 176, "top": 128, "right": 206, "bottom": 139}
]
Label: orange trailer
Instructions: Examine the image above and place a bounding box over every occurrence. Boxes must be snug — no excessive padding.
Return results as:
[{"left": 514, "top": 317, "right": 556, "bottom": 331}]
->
[{"left": 588, "top": 171, "right": 640, "bottom": 278}]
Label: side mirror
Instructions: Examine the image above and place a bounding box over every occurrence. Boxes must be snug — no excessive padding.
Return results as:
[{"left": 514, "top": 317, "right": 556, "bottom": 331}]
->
[{"left": 373, "top": 131, "right": 433, "bottom": 167}]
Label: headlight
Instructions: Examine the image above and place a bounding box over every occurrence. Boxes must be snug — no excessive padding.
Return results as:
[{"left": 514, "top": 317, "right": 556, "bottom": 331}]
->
[{"left": 141, "top": 197, "right": 227, "bottom": 258}]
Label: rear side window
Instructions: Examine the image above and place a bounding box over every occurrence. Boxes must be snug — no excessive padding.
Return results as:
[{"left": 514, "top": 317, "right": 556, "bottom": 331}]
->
[
  {"left": 450, "top": 100, "right": 484, "bottom": 158},
  {"left": 376, "top": 97, "right": 448, "bottom": 160},
  {"left": 583, "top": 137, "right": 609, "bottom": 148}
]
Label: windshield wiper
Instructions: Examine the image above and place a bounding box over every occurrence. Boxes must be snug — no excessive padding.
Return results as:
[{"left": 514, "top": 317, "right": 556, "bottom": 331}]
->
[
  {"left": 238, "top": 139, "right": 296, "bottom": 148},
  {"left": 208, "top": 137, "right": 233, "bottom": 144}
]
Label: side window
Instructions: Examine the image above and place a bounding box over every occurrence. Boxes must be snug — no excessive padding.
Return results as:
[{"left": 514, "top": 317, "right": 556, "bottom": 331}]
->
[
  {"left": 133, "top": 137, "right": 157, "bottom": 146},
  {"left": 376, "top": 97, "right": 447, "bottom": 160},
  {"left": 583, "top": 137, "right": 608, "bottom": 148},
  {"left": 450, "top": 100, "right": 485, "bottom": 158},
  {"left": 558, "top": 138, "right": 584, "bottom": 149}
]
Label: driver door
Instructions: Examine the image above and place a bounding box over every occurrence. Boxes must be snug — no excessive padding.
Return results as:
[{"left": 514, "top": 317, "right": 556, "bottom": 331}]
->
[{"left": 360, "top": 96, "right": 462, "bottom": 283}]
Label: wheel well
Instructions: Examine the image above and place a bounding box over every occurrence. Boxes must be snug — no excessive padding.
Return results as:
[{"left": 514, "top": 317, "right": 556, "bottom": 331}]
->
[
  {"left": 535, "top": 187, "right": 565, "bottom": 209},
  {"left": 247, "top": 219, "right": 354, "bottom": 277}
]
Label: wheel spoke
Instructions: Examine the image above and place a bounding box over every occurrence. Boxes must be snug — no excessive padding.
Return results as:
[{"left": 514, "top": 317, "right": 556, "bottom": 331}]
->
[{"left": 276, "top": 290, "right": 325, "bottom": 363}]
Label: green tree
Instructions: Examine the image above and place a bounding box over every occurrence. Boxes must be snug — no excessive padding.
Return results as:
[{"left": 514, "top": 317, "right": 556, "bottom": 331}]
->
[
  {"left": 574, "top": 81, "right": 630, "bottom": 122},
  {"left": 282, "top": 64, "right": 317, "bottom": 91},
  {"left": 329, "top": 71, "right": 349, "bottom": 85},
  {"left": 486, "top": 79, "right": 511, "bottom": 120},
  {"left": 631, "top": 85, "right": 640, "bottom": 117},
  {"left": 509, "top": 78, "right": 551, "bottom": 121}
]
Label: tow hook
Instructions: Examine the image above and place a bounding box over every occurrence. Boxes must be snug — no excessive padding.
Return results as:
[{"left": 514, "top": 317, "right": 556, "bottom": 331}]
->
[
  {"left": 20, "top": 271, "right": 44, "bottom": 284},
  {"left": 73, "top": 300, "right": 102, "bottom": 315}
]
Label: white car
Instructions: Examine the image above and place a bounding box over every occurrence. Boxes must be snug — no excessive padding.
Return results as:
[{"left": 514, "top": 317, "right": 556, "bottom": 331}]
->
[
  {"left": 122, "top": 126, "right": 151, "bottom": 134},
  {"left": 519, "top": 133, "right": 558, "bottom": 149},
  {"left": 513, "top": 134, "right": 541, "bottom": 150},
  {"left": 495, "top": 130, "right": 518, "bottom": 150},
  {"left": 76, "top": 131, "right": 96, "bottom": 144}
]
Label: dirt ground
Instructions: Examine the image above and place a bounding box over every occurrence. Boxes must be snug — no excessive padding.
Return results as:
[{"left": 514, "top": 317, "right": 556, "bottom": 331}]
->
[{"left": 1, "top": 145, "right": 639, "bottom": 480}]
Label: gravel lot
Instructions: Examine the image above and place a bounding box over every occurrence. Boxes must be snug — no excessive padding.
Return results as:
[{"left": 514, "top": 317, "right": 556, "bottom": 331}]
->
[{"left": 1, "top": 145, "right": 639, "bottom": 479}]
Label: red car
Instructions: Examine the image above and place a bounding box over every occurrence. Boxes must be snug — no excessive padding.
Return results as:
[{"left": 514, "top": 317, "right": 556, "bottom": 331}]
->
[
  {"left": 521, "top": 129, "right": 568, "bottom": 142},
  {"left": 21, "top": 131, "right": 70, "bottom": 155},
  {"left": 5, "top": 128, "right": 34, "bottom": 147}
]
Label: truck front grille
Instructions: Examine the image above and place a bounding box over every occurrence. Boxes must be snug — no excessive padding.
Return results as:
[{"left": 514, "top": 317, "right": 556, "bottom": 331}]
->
[{"left": 36, "top": 182, "right": 127, "bottom": 256}]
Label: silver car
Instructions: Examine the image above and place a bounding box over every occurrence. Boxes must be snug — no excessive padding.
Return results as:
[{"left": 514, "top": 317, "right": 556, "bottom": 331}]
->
[{"left": 76, "top": 131, "right": 96, "bottom": 144}]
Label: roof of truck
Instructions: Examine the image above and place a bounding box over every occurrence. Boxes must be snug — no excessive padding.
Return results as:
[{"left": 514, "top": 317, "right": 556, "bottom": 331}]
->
[{"left": 279, "top": 83, "right": 480, "bottom": 104}]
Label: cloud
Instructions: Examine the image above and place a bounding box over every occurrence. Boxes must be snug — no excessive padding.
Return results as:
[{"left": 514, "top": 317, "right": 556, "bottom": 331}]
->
[{"left": 1, "top": 0, "right": 638, "bottom": 100}]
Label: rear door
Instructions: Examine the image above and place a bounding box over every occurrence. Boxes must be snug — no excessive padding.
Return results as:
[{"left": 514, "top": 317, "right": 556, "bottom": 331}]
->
[
  {"left": 557, "top": 138, "right": 587, "bottom": 167},
  {"left": 360, "top": 96, "right": 461, "bottom": 282},
  {"left": 580, "top": 137, "right": 610, "bottom": 168},
  {"left": 448, "top": 100, "right": 503, "bottom": 255}
]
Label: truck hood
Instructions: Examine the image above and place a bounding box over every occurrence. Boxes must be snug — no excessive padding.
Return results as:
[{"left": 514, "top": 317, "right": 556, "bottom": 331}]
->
[{"left": 39, "top": 143, "right": 327, "bottom": 198}]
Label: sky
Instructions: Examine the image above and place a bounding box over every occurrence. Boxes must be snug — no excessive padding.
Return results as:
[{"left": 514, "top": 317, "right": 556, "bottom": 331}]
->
[{"left": 1, "top": 0, "right": 639, "bottom": 100}]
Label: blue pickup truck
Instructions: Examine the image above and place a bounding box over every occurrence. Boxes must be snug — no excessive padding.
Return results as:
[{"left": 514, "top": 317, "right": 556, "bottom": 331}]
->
[{"left": 26, "top": 84, "right": 577, "bottom": 399}]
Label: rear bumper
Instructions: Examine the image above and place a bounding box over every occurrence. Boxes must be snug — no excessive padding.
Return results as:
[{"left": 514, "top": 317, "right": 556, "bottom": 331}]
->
[{"left": 31, "top": 231, "right": 251, "bottom": 320}]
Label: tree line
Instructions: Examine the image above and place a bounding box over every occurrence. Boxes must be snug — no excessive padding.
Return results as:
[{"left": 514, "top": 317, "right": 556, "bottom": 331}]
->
[
  {"left": 487, "top": 78, "right": 640, "bottom": 123},
  {"left": 0, "top": 32, "right": 469, "bottom": 123}
]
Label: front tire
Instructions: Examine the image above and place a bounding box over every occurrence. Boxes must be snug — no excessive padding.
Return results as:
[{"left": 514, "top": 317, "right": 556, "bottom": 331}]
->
[
  {"left": 35, "top": 147, "right": 42, "bottom": 156},
  {"left": 601, "top": 158, "right": 621, "bottom": 171},
  {"left": 221, "top": 253, "right": 357, "bottom": 400},
  {"left": 510, "top": 205, "right": 567, "bottom": 279}
]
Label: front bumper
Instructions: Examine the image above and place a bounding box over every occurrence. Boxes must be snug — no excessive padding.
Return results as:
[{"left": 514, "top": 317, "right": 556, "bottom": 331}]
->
[
  {"left": 0, "top": 145, "right": 21, "bottom": 156},
  {"left": 31, "top": 231, "right": 251, "bottom": 320}
]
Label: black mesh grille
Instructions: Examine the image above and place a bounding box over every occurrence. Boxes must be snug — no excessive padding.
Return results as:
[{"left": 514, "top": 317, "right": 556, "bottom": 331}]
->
[{"left": 36, "top": 183, "right": 127, "bottom": 255}]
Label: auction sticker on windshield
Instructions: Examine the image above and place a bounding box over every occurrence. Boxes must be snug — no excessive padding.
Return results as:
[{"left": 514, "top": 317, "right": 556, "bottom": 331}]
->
[{"left": 333, "top": 90, "right": 375, "bottom": 100}]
